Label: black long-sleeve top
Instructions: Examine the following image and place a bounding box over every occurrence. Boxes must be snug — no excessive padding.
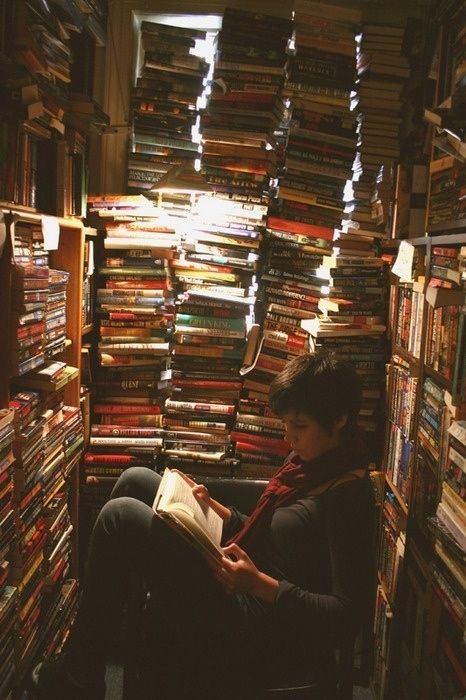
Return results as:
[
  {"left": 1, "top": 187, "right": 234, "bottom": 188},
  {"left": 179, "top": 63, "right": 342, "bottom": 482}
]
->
[{"left": 222, "top": 474, "right": 375, "bottom": 680}]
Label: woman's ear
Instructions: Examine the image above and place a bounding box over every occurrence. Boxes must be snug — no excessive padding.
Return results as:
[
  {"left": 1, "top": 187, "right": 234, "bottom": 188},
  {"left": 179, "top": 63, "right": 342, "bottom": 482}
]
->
[{"left": 334, "top": 415, "right": 348, "bottom": 434}]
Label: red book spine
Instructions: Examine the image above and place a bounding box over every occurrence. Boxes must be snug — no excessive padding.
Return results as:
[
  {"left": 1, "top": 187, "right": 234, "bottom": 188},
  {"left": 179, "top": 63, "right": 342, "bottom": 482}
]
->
[
  {"left": 267, "top": 216, "right": 334, "bottom": 241},
  {"left": 83, "top": 453, "right": 144, "bottom": 465},
  {"left": 231, "top": 432, "right": 290, "bottom": 454},
  {"left": 93, "top": 404, "right": 162, "bottom": 414}
]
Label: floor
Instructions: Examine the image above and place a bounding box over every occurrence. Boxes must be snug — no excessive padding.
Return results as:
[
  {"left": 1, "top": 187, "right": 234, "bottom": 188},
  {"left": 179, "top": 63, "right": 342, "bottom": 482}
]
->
[{"left": 104, "top": 665, "right": 375, "bottom": 699}]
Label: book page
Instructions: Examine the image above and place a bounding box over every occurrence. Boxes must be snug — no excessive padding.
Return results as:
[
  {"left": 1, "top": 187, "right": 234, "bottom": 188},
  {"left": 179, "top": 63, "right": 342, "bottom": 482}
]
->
[{"left": 153, "top": 469, "right": 223, "bottom": 546}]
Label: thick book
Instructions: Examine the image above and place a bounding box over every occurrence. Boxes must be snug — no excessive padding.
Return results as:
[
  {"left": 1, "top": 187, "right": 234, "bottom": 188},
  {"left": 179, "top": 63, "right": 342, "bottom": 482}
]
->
[{"left": 152, "top": 468, "right": 223, "bottom": 561}]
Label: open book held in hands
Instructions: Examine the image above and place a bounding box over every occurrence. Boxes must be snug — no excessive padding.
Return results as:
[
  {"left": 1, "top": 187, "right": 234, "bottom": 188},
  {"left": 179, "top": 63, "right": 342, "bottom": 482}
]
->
[{"left": 152, "top": 469, "right": 224, "bottom": 561}]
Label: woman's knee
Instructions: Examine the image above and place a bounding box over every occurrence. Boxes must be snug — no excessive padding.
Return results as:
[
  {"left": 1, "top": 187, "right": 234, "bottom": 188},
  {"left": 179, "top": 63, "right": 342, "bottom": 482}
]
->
[{"left": 110, "top": 467, "right": 160, "bottom": 505}]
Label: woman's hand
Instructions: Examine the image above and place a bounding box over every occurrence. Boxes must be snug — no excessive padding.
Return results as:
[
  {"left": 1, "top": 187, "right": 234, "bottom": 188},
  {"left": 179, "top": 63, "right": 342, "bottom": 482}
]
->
[
  {"left": 171, "top": 470, "right": 231, "bottom": 523},
  {"left": 212, "top": 543, "right": 279, "bottom": 602}
]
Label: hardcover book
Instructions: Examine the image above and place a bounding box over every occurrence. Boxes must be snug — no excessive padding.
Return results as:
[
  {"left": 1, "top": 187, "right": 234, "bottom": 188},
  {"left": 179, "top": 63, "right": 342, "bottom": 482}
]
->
[{"left": 152, "top": 468, "right": 223, "bottom": 561}]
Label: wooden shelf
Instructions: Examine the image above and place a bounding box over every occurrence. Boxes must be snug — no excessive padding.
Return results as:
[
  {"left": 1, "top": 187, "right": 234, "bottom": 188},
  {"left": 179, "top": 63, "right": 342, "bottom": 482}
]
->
[
  {"left": 422, "top": 365, "right": 452, "bottom": 390},
  {"left": 385, "top": 474, "right": 409, "bottom": 515},
  {"left": 392, "top": 345, "right": 421, "bottom": 368}
]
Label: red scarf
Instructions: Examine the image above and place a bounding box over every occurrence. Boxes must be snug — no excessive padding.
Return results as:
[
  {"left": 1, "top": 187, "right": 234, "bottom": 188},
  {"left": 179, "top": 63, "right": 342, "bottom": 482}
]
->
[{"left": 228, "top": 434, "right": 369, "bottom": 550}]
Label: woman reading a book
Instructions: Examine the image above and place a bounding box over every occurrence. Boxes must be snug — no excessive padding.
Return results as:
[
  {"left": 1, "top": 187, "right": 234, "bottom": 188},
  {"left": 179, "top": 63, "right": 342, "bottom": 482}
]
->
[{"left": 34, "top": 349, "right": 375, "bottom": 700}]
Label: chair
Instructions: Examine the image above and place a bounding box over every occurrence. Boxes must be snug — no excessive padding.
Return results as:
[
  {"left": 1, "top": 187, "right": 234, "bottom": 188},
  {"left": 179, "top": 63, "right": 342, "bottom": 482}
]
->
[{"left": 122, "top": 476, "right": 375, "bottom": 700}]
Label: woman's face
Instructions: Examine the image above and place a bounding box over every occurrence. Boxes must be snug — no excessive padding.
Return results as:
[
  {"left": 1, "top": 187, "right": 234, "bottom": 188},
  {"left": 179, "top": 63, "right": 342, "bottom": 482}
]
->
[{"left": 282, "top": 411, "right": 343, "bottom": 462}]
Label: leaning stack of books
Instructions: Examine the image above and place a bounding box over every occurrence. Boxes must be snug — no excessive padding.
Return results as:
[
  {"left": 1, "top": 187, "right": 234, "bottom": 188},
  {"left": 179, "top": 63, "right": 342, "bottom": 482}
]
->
[
  {"left": 128, "top": 21, "right": 208, "bottom": 194},
  {"left": 201, "top": 8, "right": 291, "bottom": 203}
]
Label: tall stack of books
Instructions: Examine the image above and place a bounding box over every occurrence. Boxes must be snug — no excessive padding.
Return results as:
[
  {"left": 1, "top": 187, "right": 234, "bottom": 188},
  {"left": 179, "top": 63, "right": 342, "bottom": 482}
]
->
[
  {"left": 301, "top": 252, "right": 388, "bottom": 458},
  {"left": 168, "top": 250, "right": 253, "bottom": 477},
  {"left": 350, "top": 21, "right": 410, "bottom": 252},
  {"left": 355, "top": 23, "right": 409, "bottom": 179},
  {"left": 200, "top": 7, "right": 290, "bottom": 208},
  {"left": 277, "top": 0, "right": 359, "bottom": 240},
  {"left": 81, "top": 195, "right": 175, "bottom": 542},
  {"left": 82, "top": 196, "right": 177, "bottom": 533},
  {"left": 128, "top": 21, "right": 209, "bottom": 195}
]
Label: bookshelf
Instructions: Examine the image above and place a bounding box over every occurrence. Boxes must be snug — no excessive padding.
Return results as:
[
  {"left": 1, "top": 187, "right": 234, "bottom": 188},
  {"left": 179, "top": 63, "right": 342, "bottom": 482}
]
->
[
  {"left": 0, "top": 0, "right": 107, "bottom": 695},
  {"left": 377, "top": 1, "right": 466, "bottom": 695},
  {"left": 0, "top": 205, "right": 88, "bottom": 696}
]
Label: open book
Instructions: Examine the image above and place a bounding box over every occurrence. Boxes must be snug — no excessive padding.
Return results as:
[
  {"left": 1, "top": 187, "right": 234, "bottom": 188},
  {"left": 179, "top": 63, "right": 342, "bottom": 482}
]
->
[{"left": 152, "top": 468, "right": 224, "bottom": 561}]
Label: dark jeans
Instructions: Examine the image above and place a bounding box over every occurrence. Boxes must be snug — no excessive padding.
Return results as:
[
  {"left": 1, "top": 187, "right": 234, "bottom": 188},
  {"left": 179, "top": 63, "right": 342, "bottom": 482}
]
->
[{"left": 66, "top": 467, "right": 251, "bottom": 699}]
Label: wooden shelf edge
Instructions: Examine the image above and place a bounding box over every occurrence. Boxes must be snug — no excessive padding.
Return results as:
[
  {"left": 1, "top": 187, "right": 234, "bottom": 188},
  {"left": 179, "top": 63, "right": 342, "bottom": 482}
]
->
[{"left": 385, "top": 474, "right": 409, "bottom": 515}]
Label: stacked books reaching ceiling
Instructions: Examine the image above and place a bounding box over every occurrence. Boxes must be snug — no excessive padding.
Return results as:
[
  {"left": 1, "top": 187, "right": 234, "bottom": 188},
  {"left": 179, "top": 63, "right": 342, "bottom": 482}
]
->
[
  {"left": 127, "top": 21, "right": 209, "bottom": 197},
  {"left": 195, "top": 8, "right": 292, "bottom": 478}
]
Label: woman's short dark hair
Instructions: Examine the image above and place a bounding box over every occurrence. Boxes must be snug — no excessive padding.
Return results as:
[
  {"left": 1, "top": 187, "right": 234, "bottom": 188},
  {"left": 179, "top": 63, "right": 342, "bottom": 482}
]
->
[{"left": 269, "top": 350, "right": 362, "bottom": 438}]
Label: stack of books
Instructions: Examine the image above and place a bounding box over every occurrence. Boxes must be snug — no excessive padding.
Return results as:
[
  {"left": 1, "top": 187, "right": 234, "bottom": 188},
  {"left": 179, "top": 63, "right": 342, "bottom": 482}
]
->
[
  {"left": 355, "top": 22, "right": 409, "bottom": 175},
  {"left": 259, "top": 223, "right": 332, "bottom": 317},
  {"left": 128, "top": 21, "right": 208, "bottom": 194},
  {"left": 201, "top": 8, "right": 291, "bottom": 202},
  {"left": 167, "top": 284, "right": 250, "bottom": 477},
  {"left": 82, "top": 197, "right": 177, "bottom": 534},
  {"left": 350, "top": 21, "right": 412, "bottom": 244},
  {"left": 278, "top": 0, "right": 359, "bottom": 240},
  {"left": 301, "top": 254, "right": 388, "bottom": 453},
  {"left": 10, "top": 223, "right": 49, "bottom": 377}
]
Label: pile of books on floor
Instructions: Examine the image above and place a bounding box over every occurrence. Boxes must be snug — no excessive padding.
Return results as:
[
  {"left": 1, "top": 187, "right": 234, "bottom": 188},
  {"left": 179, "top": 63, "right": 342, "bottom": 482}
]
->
[
  {"left": 82, "top": 197, "right": 178, "bottom": 542},
  {"left": 201, "top": 7, "right": 291, "bottom": 204},
  {"left": 0, "top": 408, "right": 16, "bottom": 699},
  {"left": 128, "top": 21, "right": 209, "bottom": 194}
]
